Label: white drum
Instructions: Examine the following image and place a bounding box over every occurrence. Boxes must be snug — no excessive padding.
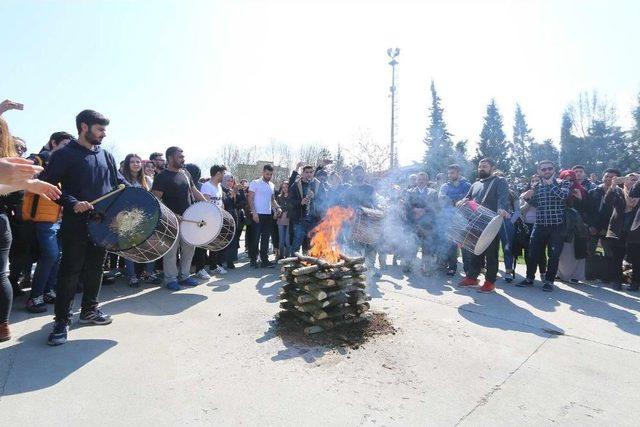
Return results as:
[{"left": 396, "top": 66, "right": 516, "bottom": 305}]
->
[
  {"left": 446, "top": 201, "right": 503, "bottom": 256},
  {"left": 181, "top": 202, "right": 236, "bottom": 252}
]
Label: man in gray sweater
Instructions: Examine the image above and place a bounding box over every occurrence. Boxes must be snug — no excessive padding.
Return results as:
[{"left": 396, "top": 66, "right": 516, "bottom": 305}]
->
[{"left": 456, "top": 158, "right": 510, "bottom": 293}]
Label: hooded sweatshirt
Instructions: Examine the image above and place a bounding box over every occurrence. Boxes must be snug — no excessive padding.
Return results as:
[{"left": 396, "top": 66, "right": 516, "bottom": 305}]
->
[{"left": 42, "top": 140, "right": 127, "bottom": 219}]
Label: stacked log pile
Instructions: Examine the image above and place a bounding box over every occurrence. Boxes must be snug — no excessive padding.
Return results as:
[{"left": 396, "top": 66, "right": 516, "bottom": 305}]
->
[{"left": 278, "top": 252, "right": 371, "bottom": 334}]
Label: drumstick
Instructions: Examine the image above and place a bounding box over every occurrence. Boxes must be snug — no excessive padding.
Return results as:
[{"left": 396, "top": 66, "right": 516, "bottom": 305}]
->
[
  {"left": 181, "top": 219, "right": 207, "bottom": 227},
  {"left": 89, "top": 184, "right": 126, "bottom": 205}
]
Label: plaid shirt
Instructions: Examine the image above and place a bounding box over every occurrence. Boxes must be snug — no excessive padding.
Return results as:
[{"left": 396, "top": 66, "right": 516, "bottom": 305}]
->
[{"left": 529, "top": 179, "right": 571, "bottom": 225}]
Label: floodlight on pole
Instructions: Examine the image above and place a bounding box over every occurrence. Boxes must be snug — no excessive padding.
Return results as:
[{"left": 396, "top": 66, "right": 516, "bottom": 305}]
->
[{"left": 387, "top": 47, "right": 400, "bottom": 169}]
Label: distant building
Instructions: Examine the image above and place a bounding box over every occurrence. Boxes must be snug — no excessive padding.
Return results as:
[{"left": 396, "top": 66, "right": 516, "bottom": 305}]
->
[{"left": 235, "top": 160, "right": 290, "bottom": 185}]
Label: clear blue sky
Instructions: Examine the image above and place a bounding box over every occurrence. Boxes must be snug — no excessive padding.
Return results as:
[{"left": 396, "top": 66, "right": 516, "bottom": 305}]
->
[{"left": 1, "top": 0, "right": 638, "bottom": 167}]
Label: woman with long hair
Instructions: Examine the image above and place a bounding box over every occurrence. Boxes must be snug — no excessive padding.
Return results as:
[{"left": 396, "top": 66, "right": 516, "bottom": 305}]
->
[
  {"left": 121, "top": 153, "right": 159, "bottom": 287},
  {"left": 0, "top": 117, "right": 60, "bottom": 341},
  {"left": 122, "top": 153, "right": 151, "bottom": 190},
  {"left": 142, "top": 160, "right": 156, "bottom": 184},
  {"left": 275, "top": 181, "right": 291, "bottom": 259}
]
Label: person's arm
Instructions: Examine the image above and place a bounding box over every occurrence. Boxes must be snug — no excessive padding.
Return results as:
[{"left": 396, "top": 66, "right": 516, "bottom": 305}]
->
[
  {"left": 457, "top": 184, "right": 473, "bottom": 207},
  {"left": 0, "top": 99, "right": 24, "bottom": 115},
  {"left": 247, "top": 190, "right": 259, "bottom": 223},
  {"left": 151, "top": 173, "right": 164, "bottom": 200},
  {"left": 496, "top": 178, "right": 509, "bottom": 215},
  {"left": 40, "top": 151, "right": 79, "bottom": 210},
  {"left": 191, "top": 185, "right": 207, "bottom": 202}
]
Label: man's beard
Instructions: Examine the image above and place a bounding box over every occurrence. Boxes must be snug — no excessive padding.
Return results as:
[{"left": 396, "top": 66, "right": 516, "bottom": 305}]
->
[
  {"left": 478, "top": 170, "right": 491, "bottom": 179},
  {"left": 87, "top": 133, "right": 103, "bottom": 145}
]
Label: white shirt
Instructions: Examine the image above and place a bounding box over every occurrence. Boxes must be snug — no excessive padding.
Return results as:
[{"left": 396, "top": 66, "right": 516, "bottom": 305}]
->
[
  {"left": 249, "top": 178, "right": 275, "bottom": 215},
  {"left": 201, "top": 181, "right": 224, "bottom": 209}
]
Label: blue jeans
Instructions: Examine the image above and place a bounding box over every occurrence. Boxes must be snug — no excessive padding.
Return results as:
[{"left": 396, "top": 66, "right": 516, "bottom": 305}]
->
[
  {"left": 30, "top": 222, "right": 60, "bottom": 298},
  {"left": 527, "top": 223, "right": 566, "bottom": 282},
  {"left": 292, "top": 217, "right": 315, "bottom": 254},
  {"left": 278, "top": 224, "right": 291, "bottom": 257},
  {"left": 125, "top": 260, "right": 154, "bottom": 279},
  {"left": 499, "top": 219, "right": 515, "bottom": 272}
]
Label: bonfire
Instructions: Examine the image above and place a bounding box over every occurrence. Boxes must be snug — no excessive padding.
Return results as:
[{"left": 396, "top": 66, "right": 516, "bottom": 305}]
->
[{"left": 277, "top": 207, "right": 371, "bottom": 334}]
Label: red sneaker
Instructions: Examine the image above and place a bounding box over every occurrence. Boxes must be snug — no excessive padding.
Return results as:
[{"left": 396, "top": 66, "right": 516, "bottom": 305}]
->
[
  {"left": 458, "top": 277, "right": 479, "bottom": 287},
  {"left": 478, "top": 280, "right": 496, "bottom": 293}
]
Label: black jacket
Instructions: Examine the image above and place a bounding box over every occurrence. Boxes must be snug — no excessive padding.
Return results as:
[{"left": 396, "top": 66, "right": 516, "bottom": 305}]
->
[{"left": 42, "top": 140, "right": 127, "bottom": 219}]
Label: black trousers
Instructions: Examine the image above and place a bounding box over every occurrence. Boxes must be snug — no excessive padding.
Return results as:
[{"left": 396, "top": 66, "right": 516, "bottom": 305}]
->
[
  {"left": 250, "top": 214, "right": 273, "bottom": 264},
  {"left": 610, "top": 239, "right": 640, "bottom": 286},
  {"left": 54, "top": 219, "right": 107, "bottom": 321},
  {"left": 468, "top": 235, "right": 500, "bottom": 283},
  {"left": 0, "top": 214, "right": 12, "bottom": 323}
]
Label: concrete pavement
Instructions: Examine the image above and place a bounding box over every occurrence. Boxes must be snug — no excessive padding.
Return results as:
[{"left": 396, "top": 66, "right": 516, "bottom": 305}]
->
[{"left": 1, "top": 259, "right": 639, "bottom": 426}]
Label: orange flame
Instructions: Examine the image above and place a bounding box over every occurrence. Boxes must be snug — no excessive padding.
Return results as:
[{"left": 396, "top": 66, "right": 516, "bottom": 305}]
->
[{"left": 309, "top": 206, "right": 355, "bottom": 263}]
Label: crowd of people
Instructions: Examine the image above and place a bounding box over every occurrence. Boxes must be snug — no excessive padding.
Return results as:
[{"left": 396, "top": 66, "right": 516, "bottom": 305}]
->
[{"left": 1, "top": 103, "right": 638, "bottom": 349}]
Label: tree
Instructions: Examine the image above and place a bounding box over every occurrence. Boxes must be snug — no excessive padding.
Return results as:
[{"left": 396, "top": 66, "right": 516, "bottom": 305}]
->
[
  {"left": 423, "top": 80, "right": 455, "bottom": 175},
  {"left": 529, "top": 139, "right": 560, "bottom": 166},
  {"left": 559, "top": 111, "right": 582, "bottom": 169},
  {"left": 454, "top": 139, "right": 472, "bottom": 176},
  {"left": 562, "top": 91, "right": 628, "bottom": 174},
  {"left": 345, "top": 128, "right": 390, "bottom": 173},
  {"left": 621, "top": 94, "right": 640, "bottom": 172},
  {"left": 333, "top": 144, "right": 346, "bottom": 173},
  {"left": 512, "top": 103, "right": 533, "bottom": 176},
  {"left": 476, "top": 99, "right": 512, "bottom": 174}
]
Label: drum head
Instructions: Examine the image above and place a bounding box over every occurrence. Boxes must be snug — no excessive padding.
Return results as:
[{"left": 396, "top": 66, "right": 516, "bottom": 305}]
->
[
  {"left": 181, "top": 202, "right": 223, "bottom": 246},
  {"left": 473, "top": 215, "right": 504, "bottom": 255},
  {"left": 88, "top": 187, "right": 160, "bottom": 252}
]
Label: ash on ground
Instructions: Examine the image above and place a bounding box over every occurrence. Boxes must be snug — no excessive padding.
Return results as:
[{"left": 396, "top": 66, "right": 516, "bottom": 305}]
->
[{"left": 271, "top": 311, "right": 396, "bottom": 350}]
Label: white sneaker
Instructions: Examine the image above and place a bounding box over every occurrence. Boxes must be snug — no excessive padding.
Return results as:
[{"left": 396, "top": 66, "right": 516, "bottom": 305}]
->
[
  {"left": 213, "top": 266, "right": 227, "bottom": 275},
  {"left": 196, "top": 269, "right": 211, "bottom": 280}
]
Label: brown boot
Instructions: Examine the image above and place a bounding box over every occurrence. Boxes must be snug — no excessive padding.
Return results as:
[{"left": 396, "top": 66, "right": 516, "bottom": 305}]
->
[{"left": 0, "top": 322, "right": 10, "bottom": 342}]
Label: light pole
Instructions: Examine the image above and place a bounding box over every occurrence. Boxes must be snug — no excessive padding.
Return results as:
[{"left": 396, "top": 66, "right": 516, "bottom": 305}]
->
[{"left": 387, "top": 47, "right": 400, "bottom": 169}]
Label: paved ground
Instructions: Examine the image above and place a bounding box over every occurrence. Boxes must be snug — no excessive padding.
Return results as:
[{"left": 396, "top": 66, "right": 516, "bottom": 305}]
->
[{"left": 1, "top": 256, "right": 639, "bottom": 426}]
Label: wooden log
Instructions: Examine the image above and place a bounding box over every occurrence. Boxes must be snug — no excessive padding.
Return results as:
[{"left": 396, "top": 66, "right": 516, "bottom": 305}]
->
[
  {"left": 292, "top": 264, "right": 321, "bottom": 276},
  {"left": 278, "top": 257, "right": 300, "bottom": 265},
  {"left": 280, "top": 290, "right": 316, "bottom": 305},
  {"left": 280, "top": 265, "right": 297, "bottom": 273},
  {"left": 294, "top": 252, "right": 329, "bottom": 268},
  {"left": 351, "top": 264, "right": 368, "bottom": 273},
  {"left": 312, "top": 305, "right": 360, "bottom": 321},
  {"left": 339, "top": 253, "right": 366, "bottom": 265},
  {"left": 293, "top": 275, "right": 314, "bottom": 284}
]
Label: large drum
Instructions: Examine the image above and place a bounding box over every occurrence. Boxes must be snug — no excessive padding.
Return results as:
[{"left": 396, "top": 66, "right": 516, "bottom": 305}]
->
[
  {"left": 181, "top": 202, "right": 236, "bottom": 251},
  {"left": 351, "top": 207, "right": 384, "bottom": 245},
  {"left": 447, "top": 201, "right": 503, "bottom": 256},
  {"left": 88, "top": 187, "right": 179, "bottom": 263}
]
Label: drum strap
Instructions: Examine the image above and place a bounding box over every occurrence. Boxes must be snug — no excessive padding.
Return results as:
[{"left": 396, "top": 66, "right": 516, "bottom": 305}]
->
[
  {"left": 480, "top": 177, "right": 497, "bottom": 207},
  {"left": 103, "top": 150, "right": 119, "bottom": 190}
]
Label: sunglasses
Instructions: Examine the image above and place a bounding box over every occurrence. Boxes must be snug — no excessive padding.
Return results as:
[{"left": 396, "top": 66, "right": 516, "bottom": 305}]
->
[{"left": 539, "top": 167, "right": 554, "bottom": 172}]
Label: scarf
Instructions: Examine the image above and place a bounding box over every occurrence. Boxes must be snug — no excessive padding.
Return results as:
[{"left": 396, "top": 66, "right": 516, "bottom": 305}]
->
[{"left": 559, "top": 170, "right": 587, "bottom": 199}]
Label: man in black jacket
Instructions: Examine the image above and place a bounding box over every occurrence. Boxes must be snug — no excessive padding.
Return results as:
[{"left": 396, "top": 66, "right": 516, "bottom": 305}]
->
[
  {"left": 586, "top": 169, "right": 621, "bottom": 257},
  {"left": 289, "top": 165, "right": 324, "bottom": 253},
  {"left": 43, "top": 110, "right": 127, "bottom": 346},
  {"left": 457, "top": 159, "right": 510, "bottom": 293}
]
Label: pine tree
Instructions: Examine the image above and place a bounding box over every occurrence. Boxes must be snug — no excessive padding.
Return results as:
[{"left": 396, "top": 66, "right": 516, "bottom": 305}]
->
[
  {"left": 454, "top": 139, "right": 472, "bottom": 176},
  {"left": 512, "top": 103, "right": 533, "bottom": 176},
  {"left": 529, "top": 139, "right": 560, "bottom": 166},
  {"left": 476, "top": 99, "right": 511, "bottom": 174},
  {"left": 423, "top": 80, "right": 455, "bottom": 175},
  {"left": 333, "top": 144, "right": 346, "bottom": 173},
  {"left": 620, "top": 94, "right": 640, "bottom": 172},
  {"left": 559, "top": 110, "right": 582, "bottom": 169}
]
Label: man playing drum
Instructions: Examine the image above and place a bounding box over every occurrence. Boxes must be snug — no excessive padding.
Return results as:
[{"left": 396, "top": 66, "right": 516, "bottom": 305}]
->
[
  {"left": 43, "top": 110, "right": 127, "bottom": 346},
  {"left": 456, "top": 158, "right": 510, "bottom": 293},
  {"left": 152, "top": 146, "right": 207, "bottom": 290}
]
